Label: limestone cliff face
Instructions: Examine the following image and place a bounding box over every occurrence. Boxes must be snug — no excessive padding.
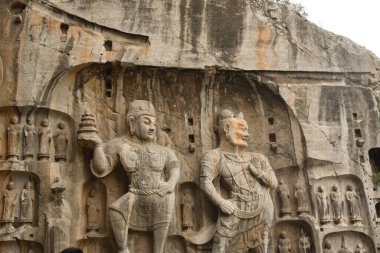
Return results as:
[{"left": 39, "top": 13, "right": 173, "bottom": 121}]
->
[{"left": 0, "top": 1, "right": 380, "bottom": 253}]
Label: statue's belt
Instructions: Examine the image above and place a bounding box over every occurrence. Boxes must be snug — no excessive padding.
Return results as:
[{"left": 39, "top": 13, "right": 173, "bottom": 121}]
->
[
  {"left": 232, "top": 206, "right": 263, "bottom": 219},
  {"left": 129, "top": 187, "right": 159, "bottom": 196}
]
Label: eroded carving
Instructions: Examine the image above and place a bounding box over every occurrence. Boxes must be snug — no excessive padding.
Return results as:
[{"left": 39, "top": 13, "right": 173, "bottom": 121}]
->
[
  {"left": 2, "top": 177, "right": 17, "bottom": 231},
  {"left": 45, "top": 178, "right": 72, "bottom": 253},
  {"left": 298, "top": 229, "right": 311, "bottom": 253},
  {"left": 330, "top": 184, "right": 344, "bottom": 224},
  {"left": 345, "top": 185, "right": 362, "bottom": 224},
  {"left": 7, "top": 115, "right": 21, "bottom": 161},
  {"left": 24, "top": 117, "right": 36, "bottom": 161},
  {"left": 200, "top": 110, "right": 278, "bottom": 253},
  {"left": 294, "top": 180, "right": 309, "bottom": 216},
  {"left": 53, "top": 121, "right": 68, "bottom": 162},
  {"left": 278, "top": 231, "right": 291, "bottom": 253},
  {"left": 20, "top": 178, "right": 35, "bottom": 227},
  {"left": 338, "top": 237, "right": 351, "bottom": 253},
  {"left": 78, "top": 100, "right": 180, "bottom": 253},
  {"left": 316, "top": 185, "right": 331, "bottom": 225},
  {"left": 86, "top": 185, "right": 100, "bottom": 235},
  {"left": 38, "top": 119, "right": 51, "bottom": 161},
  {"left": 278, "top": 179, "right": 291, "bottom": 217},
  {"left": 181, "top": 188, "right": 194, "bottom": 231}
]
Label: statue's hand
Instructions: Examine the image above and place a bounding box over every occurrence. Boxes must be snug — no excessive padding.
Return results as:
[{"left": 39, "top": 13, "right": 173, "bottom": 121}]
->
[
  {"left": 77, "top": 133, "right": 102, "bottom": 149},
  {"left": 158, "top": 181, "right": 175, "bottom": 196},
  {"left": 218, "top": 199, "right": 236, "bottom": 215},
  {"left": 248, "top": 162, "right": 262, "bottom": 178}
]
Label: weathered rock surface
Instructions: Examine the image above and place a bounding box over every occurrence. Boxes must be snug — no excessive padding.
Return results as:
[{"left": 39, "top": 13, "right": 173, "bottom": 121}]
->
[{"left": 0, "top": 0, "right": 380, "bottom": 252}]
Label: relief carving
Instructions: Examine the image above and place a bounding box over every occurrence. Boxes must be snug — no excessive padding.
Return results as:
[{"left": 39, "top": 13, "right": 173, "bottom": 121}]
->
[
  {"left": 86, "top": 185, "right": 100, "bottom": 235},
  {"left": 200, "top": 110, "right": 278, "bottom": 253},
  {"left": 20, "top": 178, "right": 35, "bottom": 227},
  {"left": 7, "top": 115, "right": 21, "bottom": 161},
  {"left": 38, "top": 119, "right": 51, "bottom": 161},
  {"left": 278, "top": 179, "right": 291, "bottom": 217},
  {"left": 2, "top": 177, "right": 17, "bottom": 232},
  {"left": 53, "top": 121, "right": 68, "bottom": 162},
  {"left": 298, "top": 229, "right": 311, "bottom": 253},
  {"left": 330, "top": 184, "right": 344, "bottom": 224},
  {"left": 24, "top": 117, "right": 36, "bottom": 161},
  {"left": 45, "top": 178, "right": 72, "bottom": 253},
  {"left": 294, "top": 180, "right": 309, "bottom": 216},
  {"left": 345, "top": 185, "right": 362, "bottom": 224},
  {"left": 316, "top": 185, "right": 331, "bottom": 225},
  {"left": 181, "top": 189, "right": 194, "bottom": 231},
  {"left": 78, "top": 100, "right": 180, "bottom": 253},
  {"left": 278, "top": 231, "right": 291, "bottom": 253}
]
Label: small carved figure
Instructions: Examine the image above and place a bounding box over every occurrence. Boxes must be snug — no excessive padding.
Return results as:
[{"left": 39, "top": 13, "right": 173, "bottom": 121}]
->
[
  {"left": 38, "top": 119, "right": 51, "bottom": 161},
  {"left": 2, "top": 178, "right": 17, "bottom": 231},
  {"left": 354, "top": 242, "right": 367, "bottom": 253},
  {"left": 316, "top": 185, "right": 331, "bottom": 224},
  {"left": 298, "top": 229, "right": 311, "bottom": 253},
  {"left": 200, "top": 110, "right": 278, "bottom": 253},
  {"left": 77, "top": 100, "right": 180, "bottom": 253},
  {"left": 24, "top": 118, "right": 36, "bottom": 161},
  {"left": 330, "top": 184, "right": 344, "bottom": 224},
  {"left": 323, "top": 241, "right": 333, "bottom": 253},
  {"left": 278, "top": 179, "right": 291, "bottom": 217},
  {"left": 45, "top": 178, "right": 72, "bottom": 253},
  {"left": 53, "top": 121, "right": 68, "bottom": 162},
  {"left": 20, "top": 179, "right": 35, "bottom": 226},
  {"left": 86, "top": 186, "right": 100, "bottom": 234},
  {"left": 181, "top": 189, "right": 194, "bottom": 231},
  {"left": 345, "top": 185, "right": 362, "bottom": 223},
  {"left": 294, "top": 180, "right": 309, "bottom": 216},
  {"left": 338, "top": 236, "right": 352, "bottom": 253},
  {"left": 7, "top": 115, "right": 21, "bottom": 160},
  {"left": 278, "top": 231, "right": 291, "bottom": 253}
]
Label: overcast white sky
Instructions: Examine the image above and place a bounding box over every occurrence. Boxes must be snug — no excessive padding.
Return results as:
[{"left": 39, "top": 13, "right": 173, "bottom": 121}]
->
[{"left": 291, "top": 0, "right": 380, "bottom": 57}]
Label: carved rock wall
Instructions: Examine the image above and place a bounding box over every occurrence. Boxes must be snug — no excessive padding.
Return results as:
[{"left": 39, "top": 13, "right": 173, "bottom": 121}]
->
[{"left": 0, "top": 0, "right": 380, "bottom": 253}]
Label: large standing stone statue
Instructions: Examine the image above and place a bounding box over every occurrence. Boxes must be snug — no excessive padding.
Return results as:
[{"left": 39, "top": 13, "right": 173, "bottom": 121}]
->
[
  {"left": 200, "top": 110, "right": 278, "bottom": 253},
  {"left": 294, "top": 180, "right": 309, "bottom": 216},
  {"left": 278, "top": 231, "right": 292, "bottom": 253},
  {"left": 24, "top": 118, "right": 36, "bottom": 161},
  {"left": 278, "top": 179, "right": 291, "bottom": 217},
  {"left": 345, "top": 185, "right": 362, "bottom": 224},
  {"left": 2, "top": 178, "right": 17, "bottom": 231},
  {"left": 7, "top": 115, "right": 21, "bottom": 160},
  {"left": 38, "top": 119, "right": 51, "bottom": 161},
  {"left": 316, "top": 185, "right": 331, "bottom": 225},
  {"left": 330, "top": 184, "right": 344, "bottom": 224},
  {"left": 53, "top": 121, "right": 68, "bottom": 162},
  {"left": 181, "top": 189, "right": 194, "bottom": 231},
  {"left": 20, "top": 179, "right": 35, "bottom": 226},
  {"left": 45, "top": 178, "right": 72, "bottom": 253},
  {"left": 77, "top": 100, "right": 180, "bottom": 253}
]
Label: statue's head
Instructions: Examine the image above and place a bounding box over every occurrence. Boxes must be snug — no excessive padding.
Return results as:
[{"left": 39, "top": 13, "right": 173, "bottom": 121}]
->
[
  {"left": 218, "top": 109, "right": 249, "bottom": 148},
  {"left": 324, "top": 241, "right": 331, "bottom": 249},
  {"left": 280, "top": 231, "right": 287, "bottom": 238},
  {"left": 332, "top": 184, "right": 339, "bottom": 191},
  {"left": 7, "top": 179, "right": 15, "bottom": 190},
  {"left": 318, "top": 185, "right": 324, "bottom": 192},
  {"left": 347, "top": 185, "right": 353, "bottom": 191},
  {"left": 127, "top": 100, "right": 156, "bottom": 142},
  {"left": 58, "top": 121, "right": 65, "bottom": 130},
  {"left": 11, "top": 115, "right": 19, "bottom": 124},
  {"left": 42, "top": 119, "right": 49, "bottom": 127},
  {"left": 25, "top": 180, "right": 33, "bottom": 189},
  {"left": 27, "top": 118, "right": 33, "bottom": 125}
]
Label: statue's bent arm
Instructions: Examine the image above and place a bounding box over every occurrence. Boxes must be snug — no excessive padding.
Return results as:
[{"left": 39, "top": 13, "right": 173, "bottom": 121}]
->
[{"left": 256, "top": 156, "right": 278, "bottom": 189}]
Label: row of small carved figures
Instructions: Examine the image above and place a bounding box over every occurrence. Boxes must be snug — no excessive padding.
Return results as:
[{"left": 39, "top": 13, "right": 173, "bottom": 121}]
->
[
  {"left": 3, "top": 116, "right": 68, "bottom": 162},
  {"left": 322, "top": 237, "right": 367, "bottom": 253},
  {"left": 315, "top": 184, "right": 362, "bottom": 225},
  {"left": 1, "top": 177, "right": 35, "bottom": 231}
]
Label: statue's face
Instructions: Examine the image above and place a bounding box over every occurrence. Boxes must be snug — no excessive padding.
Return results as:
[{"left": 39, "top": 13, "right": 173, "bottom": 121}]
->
[
  {"left": 11, "top": 116, "right": 18, "bottom": 124},
  {"left": 226, "top": 118, "right": 249, "bottom": 147},
  {"left": 42, "top": 119, "right": 49, "bottom": 127},
  {"left": 135, "top": 115, "right": 156, "bottom": 141}
]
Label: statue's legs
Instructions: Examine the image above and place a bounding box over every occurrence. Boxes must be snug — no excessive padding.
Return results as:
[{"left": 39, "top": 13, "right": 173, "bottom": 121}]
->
[
  {"left": 109, "top": 193, "right": 135, "bottom": 253},
  {"left": 153, "top": 223, "right": 170, "bottom": 253},
  {"left": 212, "top": 234, "right": 230, "bottom": 253}
]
